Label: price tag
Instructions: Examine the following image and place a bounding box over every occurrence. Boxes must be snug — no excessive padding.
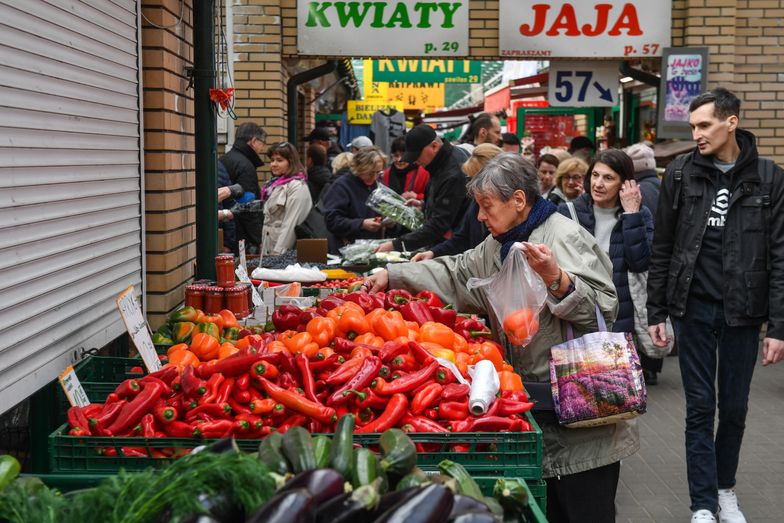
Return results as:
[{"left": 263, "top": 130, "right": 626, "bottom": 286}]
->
[
  {"left": 58, "top": 366, "right": 90, "bottom": 407},
  {"left": 116, "top": 285, "right": 161, "bottom": 373},
  {"left": 238, "top": 239, "right": 247, "bottom": 275},
  {"left": 235, "top": 264, "right": 263, "bottom": 308}
]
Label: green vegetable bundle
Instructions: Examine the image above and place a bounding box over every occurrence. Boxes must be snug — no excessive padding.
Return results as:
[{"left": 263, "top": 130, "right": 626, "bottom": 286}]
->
[{"left": 366, "top": 184, "right": 424, "bottom": 232}]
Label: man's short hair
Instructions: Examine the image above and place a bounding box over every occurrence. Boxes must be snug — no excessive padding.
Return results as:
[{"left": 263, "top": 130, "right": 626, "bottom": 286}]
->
[
  {"left": 471, "top": 113, "right": 495, "bottom": 138},
  {"left": 688, "top": 87, "right": 741, "bottom": 120},
  {"left": 307, "top": 144, "right": 327, "bottom": 166},
  {"left": 235, "top": 122, "right": 266, "bottom": 143},
  {"left": 390, "top": 136, "right": 407, "bottom": 154},
  {"left": 501, "top": 133, "right": 521, "bottom": 147}
]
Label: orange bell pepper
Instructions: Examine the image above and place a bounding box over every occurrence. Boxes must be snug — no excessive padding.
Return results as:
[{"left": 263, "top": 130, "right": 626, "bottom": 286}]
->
[
  {"left": 167, "top": 343, "right": 189, "bottom": 356},
  {"left": 498, "top": 370, "right": 524, "bottom": 391},
  {"left": 266, "top": 340, "right": 288, "bottom": 353},
  {"left": 407, "top": 328, "right": 420, "bottom": 341},
  {"left": 168, "top": 349, "right": 200, "bottom": 368},
  {"left": 419, "top": 321, "right": 455, "bottom": 349},
  {"left": 501, "top": 362, "right": 514, "bottom": 372},
  {"left": 201, "top": 314, "right": 225, "bottom": 332},
  {"left": 364, "top": 308, "right": 387, "bottom": 333},
  {"left": 218, "top": 309, "right": 240, "bottom": 329},
  {"left": 235, "top": 337, "right": 251, "bottom": 351},
  {"left": 371, "top": 310, "right": 408, "bottom": 341},
  {"left": 502, "top": 307, "right": 539, "bottom": 346},
  {"left": 452, "top": 333, "right": 468, "bottom": 354},
  {"left": 419, "top": 342, "right": 456, "bottom": 363},
  {"left": 455, "top": 352, "right": 470, "bottom": 377},
  {"left": 193, "top": 310, "right": 208, "bottom": 324},
  {"left": 336, "top": 308, "right": 371, "bottom": 340},
  {"left": 189, "top": 332, "right": 220, "bottom": 360},
  {"left": 327, "top": 302, "right": 364, "bottom": 322},
  {"left": 306, "top": 316, "right": 337, "bottom": 347},
  {"left": 316, "top": 347, "right": 335, "bottom": 360},
  {"left": 472, "top": 341, "right": 505, "bottom": 371},
  {"left": 354, "top": 332, "right": 384, "bottom": 347},
  {"left": 280, "top": 331, "right": 314, "bottom": 354},
  {"left": 405, "top": 321, "right": 420, "bottom": 332},
  {"left": 350, "top": 345, "right": 374, "bottom": 360},
  {"left": 218, "top": 342, "right": 240, "bottom": 360},
  {"left": 300, "top": 342, "right": 319, "bottom": 358}
]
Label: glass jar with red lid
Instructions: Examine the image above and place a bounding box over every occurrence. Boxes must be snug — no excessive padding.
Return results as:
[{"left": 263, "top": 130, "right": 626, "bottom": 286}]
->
[
  {"left": 185, "top": 284, "right": 206, "bottom": 310},
  {"left": 215, "top": 255, "right": 235, "bottom": 288},
  {"left": 225, "top": 286, "right": 249, "bottom": 318},
  {"left": 203, "top": 286, "right": 224, "bottom": 314}
]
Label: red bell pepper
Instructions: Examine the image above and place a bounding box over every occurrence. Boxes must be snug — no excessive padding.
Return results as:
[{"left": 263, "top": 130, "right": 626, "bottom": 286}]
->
[
  {"left": 295, "top": 354, "right": 321, "bottom": 404},
  {"left": 180, "top": 365, "right": 206, "bottom": 398},
  {"left": 415, "top": 290, "right": 444, "bottom": 308},
  {"left": 342, "top": 292, "right": 378, "bottom": 314},
  {"left": 327, "top": 356, "right": 382, "bottom": 406},
  {"left": 315, "top": 295, "right": 346, "bottom": 316},
  {"left": 355, "top": 393, "right": 409, "bottom": 433},
  {"left": 272, "top": 304, "right": 303, "bottom": 331},
  {"left": 439, "top": 400, "right": 469, "bottom": 420},
  {"left": 442, "top": 383, "right": 470, "bottom": 401},
  {"left": 501, "top": 389, "right": 530, "bottom": 402},
  {"left": 121, "top": 447, "right": 148, "bottom": 457},
  {"left": 384, "top": 289, "right": 412, "bottom": 310},
  {"left": 401, "top": 413, "right": 449, "bottom": 433},
  {"left": 424, "top": 408, "right": 439, "bottom": 420},
  {"left": 411, "top": 382, "right": 443, "bottom": 415},
  {"left": 373, "top": 359, "right": 439, "bottom": 395},
  {"left": 454, "top": 317, "right": 492, "bottom": 341},
  {"left": 115, "top": 379, "right": 141, "bottom": 399},
  {"left": 400, "top": 300, "right": 434, "bottom": 326},
  {"left": 429, "top": 306, "right": 457, "bottom": 330},
  {"left": 470, "top": 416, "right": 522, "bottom": 432},
  {"left": 296, "top": 309, "right": 319, "bottom": 332},
  {"left": 258, "top": 378, "right": 336, "bottom": 424},
  {"left": 106, "top": 381, "right": 164, "bottom": 435}
]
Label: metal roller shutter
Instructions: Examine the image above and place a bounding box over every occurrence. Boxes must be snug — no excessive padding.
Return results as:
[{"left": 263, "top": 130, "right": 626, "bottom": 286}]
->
[{"left": 0, "top": 0, "right": 142, "bottom": 414}]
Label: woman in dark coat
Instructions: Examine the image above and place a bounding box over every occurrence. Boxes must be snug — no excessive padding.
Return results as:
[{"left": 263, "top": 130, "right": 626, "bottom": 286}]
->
[{"left": 557, "top": 149, "right": 658, "bottom": 383}]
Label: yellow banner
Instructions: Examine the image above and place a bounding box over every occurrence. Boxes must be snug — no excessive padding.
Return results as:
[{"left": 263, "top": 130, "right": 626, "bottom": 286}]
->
[
  {"left": 387, "top": 82, "right": 445, "bottom": 113},
  {"left": 347, "top": 100, "right": 405, "bottom": 125},
  {"left": 363, "top": 60, "right": 388, "bottom": 100}
]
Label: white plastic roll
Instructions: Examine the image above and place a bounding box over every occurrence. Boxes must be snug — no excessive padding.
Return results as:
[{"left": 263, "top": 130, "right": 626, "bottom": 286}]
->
[{"left": 468, "top": 360, "right": 500, "bottom": 416}]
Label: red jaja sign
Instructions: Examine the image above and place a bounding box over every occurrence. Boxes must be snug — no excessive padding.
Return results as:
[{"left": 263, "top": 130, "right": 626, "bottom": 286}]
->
[{"left": 499, "top": 1, "right": 671, "bottom": 58}]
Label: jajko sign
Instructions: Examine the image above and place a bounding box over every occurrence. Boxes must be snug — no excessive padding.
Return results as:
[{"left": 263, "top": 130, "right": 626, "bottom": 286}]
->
[
  {"left": 657, "top": 47, "right": 709, "bottom": 139},
  {"left": 372, "top": 60, "right": 480, "bottom": 83},
  {"left": 499, "top": 1, "right": 671, "bottom": 58},
  {"left": 298, "top": 1, "right": 469, "bottom": 57}
]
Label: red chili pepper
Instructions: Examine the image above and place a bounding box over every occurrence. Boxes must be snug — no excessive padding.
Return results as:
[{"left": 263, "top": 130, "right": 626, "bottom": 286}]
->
[
  {"left": 199, "top": 374, "right": 225, "bottom": 405},
  {"left": 115, "top": 379, "right": 141, "bottom": 398},
  {"left": 140, "top": 413, "right": 156, "bottom": 438},
  {"left": 469, "top": 416, "right": 519, "bottom": 432},
  {"left": 356, "top": 407, "right": 375, "bottom": 425},
  {"left": 309, "top": 354, "right": 343, "bottom": 372},
  {"left": 198, "top": 352, "right": 264, "bottom": 379},
  {"left": 378, "top": 365, "right": 391, "bottom": 378},
  {"left": 276, "top": 372, "right": 299, "bottom": 390},
  {"left": 181, "top": 365, "right": 206, "bottom": 398},
  {"left": 390, "top": 353, "right": 417, "bottom": 372},
  {"left": 215, "top": 378, "right": 234, "bottom": 405},
  {"left": 378, "top": 340, "right": 409, "bottom": 363},
  {"left": 327, "top": 356, "right": 382, "bottom": 406},
  {"left": 384, "top": 289, "right": 412, "bottom": 310},
  {"left": 434, "top": 368, "right": 456, "bottom": 385},
  {"left": 228, "top": 398, "right": 251, "bottom": 415},
  {"left": 429, "top": 306, "right": 457, "bottom": 329},
  {"left": 373, "top": 359, "right": 439, "bottom": 395},
  {"left": 106, "top": 381, "right": 164, "bottom": 435},
  {"left": 401, "top": 413, "right": 449, "bottom": 433},
  {"left": 235, "top": 413, "right": 264, "bottom": 431},
  {"left": 295, "top": 354, "right": 321, "bottom": 404},
  {"left": 236, "top": 373, "right": 251, "bottom": 390},
  {"left": 275, "top": 414, "right": 308, "bottom": 433},
  {"left": 186, "top": 403, "right": 232, "bottom": 421},
  {"left": 138, "top": 376, "right": 172, "bottom": 397},
  {"left": 347, "top": 388, "right": 388, "bottom": 410},
  {"left": 270, "top": 403, "right": 288, "bottom": 423},
  {"left": 91, "top": 400, "right": 126, "bottom": 433},
  {"left": 496, "top": 398, "right": 534, "bottom": 416},
  {"left": 450, "top": 419, "right": 474, "bottom": 432},
  {"left": 153, "top": 404, "right": 178, "bottom": 425},
  {"left": 233, "top": 387, "right": 252, "bottom": 404},
  {"left": 147, "top": 365, "right": 179, "bottom": 385},
  {"left": 439, "top": 400, "right": 469, "bottom": 420},
  {"left": 104, "top": 393, "right": 121, "bottom": 405},
  {"left": 163, "top": 420, "right": 197, "bottom": 438},
  {"left": 195, "top": 419, "right": 234, "bottom": 439},
  {"left": 415, "top": 290, "right": 444, "bottom": 308},
  {"left": 501, "top": 389, "right": 530, "bottom": 402},
  {"left": 400, "top": 300, "right": 434, "bottom": 326},
  {"left": 408, "top": 341, "right": 436, "bottom": 365},
  {"left": 68, "top": 427, "right": 90, "bottom": 436},
  {"left": 277, "top": 351, "right": 301, "bottom": 381},
  {"left": 325, "top": 357, "right": 365, "bottom": 385},
  {"left": 442, "top": 383, "right": 470, "bottom": 401},
  {"left": 121, "top": 447, "right": 148, "bottom": 457},
  {"left": 129, "top": 366, "right": 144, "bottom": 375},
  {"left": 355, "top": 393, "right": 408, "bottom": 433},
  {"left": 250, "top": 361, "right": 280, "bottom": 381},
  {"left": 411, "top": 382, "right": 443, "bottom": 415},
  {"left": 331, "top": 337, "right": 380, "bottom": 355},
  {"left": 233, "top": 419, "right": 252, "bottom": 436},
  {"left": 258, "top": 377, "right": 337, "bottom": 424},
  {"left": 248, "top": 397, "right": 276, "bottom": 415}
]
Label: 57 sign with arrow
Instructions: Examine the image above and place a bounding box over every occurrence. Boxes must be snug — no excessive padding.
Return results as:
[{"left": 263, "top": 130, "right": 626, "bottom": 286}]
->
[{"left": 548, "top": 61, "right": 619, "bottom": 107}]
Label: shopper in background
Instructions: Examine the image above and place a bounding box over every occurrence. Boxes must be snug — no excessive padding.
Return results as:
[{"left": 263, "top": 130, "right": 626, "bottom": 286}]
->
[
  {"left": 321, "top": 146, "right": 389, "bottom": 254},
  {"left": 501, "top": 132, "right": 521, "bottom": 153},
  {"left": 411, "top": 143, "right": 502, "bottom": 261},
  {"left": 457, "top": 112, "right": 502, "bottom": 155},
  {"left": 624, "top": 142, "right": 661, "bottom": 217},
  {"left": 305, "top": 126, "right": 339, "bottom": 168},
  {"left": 331, "top": 152, "right": 353, "bottom": 177},
  {"left": 375, "top": 124, "right": 469, "bottom": 253},
  {"left": 557, "top": 149, "right": 656, "bottom": 384},
  {"left": 568, "top": 135, "right": 596, "bottom": 163},
  {"left": 219, "top": 122, "right": 266, "bottom": 253},
  {"left": 350, "top": 135, "right": 374, "bottom": 153},
  {"left": 537, "top": 153, "right": 560, "bottom": 199},
  {"left": 364, "top": 153, "right": 633, "bottom": 523},
  {"left": 306, "top": 144, "right": 332, "bottom": 204},
  {"left": 261, "top": 142, "right": 312, "bottom": 256},
  {"left": 382, "top": 136, "right": 430, "bottom": 203},
  {"left": 547, "top": 157, "right": 588, "bottom": 206}
]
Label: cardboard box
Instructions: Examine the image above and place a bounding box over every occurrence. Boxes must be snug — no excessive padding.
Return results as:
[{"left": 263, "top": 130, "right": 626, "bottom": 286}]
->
[{"left": 297, "top": 239, "right": 328, "bottom": 264}]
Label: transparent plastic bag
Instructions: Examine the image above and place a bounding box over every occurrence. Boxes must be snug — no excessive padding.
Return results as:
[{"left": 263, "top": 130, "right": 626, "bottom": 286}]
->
[
  {"left": 366, "top": 184, "right": 424, "bottom": 231},
  {"left": 339, "top": 239, "right": 386, "bottom": 264},
  {"left": 467, "top": 244, "right": 548, "bottom": 347}
]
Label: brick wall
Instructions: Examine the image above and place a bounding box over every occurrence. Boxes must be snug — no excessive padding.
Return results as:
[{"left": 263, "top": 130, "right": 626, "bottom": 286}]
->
[{"left": 142, "top": 0, "right": 196, "bottom": 328}]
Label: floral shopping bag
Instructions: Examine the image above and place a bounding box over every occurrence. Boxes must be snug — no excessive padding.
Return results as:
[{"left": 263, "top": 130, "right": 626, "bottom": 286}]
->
[{"left": 549, "top": 305, "right": 647, "bottom": 428}]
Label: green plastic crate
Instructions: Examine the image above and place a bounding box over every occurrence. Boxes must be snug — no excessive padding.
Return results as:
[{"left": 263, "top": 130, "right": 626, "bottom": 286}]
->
[
  {"left": 56, "top": 357, "right": 143, "bottom": 417},
  {"left": 474, "top": 476, "right": 547, "bottom": 521},
  {"left": 49, "top": 412, "right": 542, "bottom": 478}
]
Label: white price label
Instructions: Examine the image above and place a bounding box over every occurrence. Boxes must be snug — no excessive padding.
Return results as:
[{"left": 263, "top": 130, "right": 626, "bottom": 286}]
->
[
  {"left": 548, "top": 61, "right": 619, "bottom": 107},
  {"left": 116, "top": 285, "right": 161, "bottom": 373},
  {"left": 235, "top": 265, "right": 263, "bottom": 308},
  {"left": 58, "top": 366, "right": 90, "bottom": 407},
  {"left": 239, "top": 240, "right": 247, "bottom": 275}
]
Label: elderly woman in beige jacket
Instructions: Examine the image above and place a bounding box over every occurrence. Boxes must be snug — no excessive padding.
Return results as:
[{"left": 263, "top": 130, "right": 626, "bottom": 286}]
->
[{"left": 365, "top": 153, "right": 638, "bottom": 523}]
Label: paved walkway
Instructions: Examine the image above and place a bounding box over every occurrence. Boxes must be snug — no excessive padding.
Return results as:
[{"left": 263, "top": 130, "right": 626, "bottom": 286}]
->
[{"left": 616, "top": 352, "right": 784, "bottom": 522}]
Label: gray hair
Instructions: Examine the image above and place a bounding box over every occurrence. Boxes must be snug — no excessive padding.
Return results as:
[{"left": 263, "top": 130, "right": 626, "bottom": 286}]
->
[
  {"left": 467, "top": 152, "right": 539, "bottom": 204},
  {"left": 235, "top": 122, "right": 267, "bottom": 143}
]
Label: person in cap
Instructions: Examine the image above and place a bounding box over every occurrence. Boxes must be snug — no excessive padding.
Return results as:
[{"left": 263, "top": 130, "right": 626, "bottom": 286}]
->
[
  {"left": 350, "top": 135, "right": 374, "bottom": 153},
  {"left": 305, "top": 143, "right": 332, "bottom": 204},
  {"left": 568, "top": 135, "right": 596, "bottom": 163},
  {"left": 306, "top": 126, "right": 339, "bottom": 168},
  {"left": 501, "top": 132, "right": 521, "bottom": 154},
  {"left": 375, "top": 124, "right": 469, "bottom": 253},
  {"left": 623, "top": 143, "right": 661, "bottom": 217}
]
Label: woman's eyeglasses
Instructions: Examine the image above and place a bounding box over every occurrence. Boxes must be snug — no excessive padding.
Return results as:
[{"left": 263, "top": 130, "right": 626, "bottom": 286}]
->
[{"left": 564, "top": 174, "right": 584, "bottom": 182}]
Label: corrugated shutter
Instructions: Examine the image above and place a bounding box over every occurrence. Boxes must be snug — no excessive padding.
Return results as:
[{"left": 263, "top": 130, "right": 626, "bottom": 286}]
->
[{"left": 0, "top": 0, "right": 142, "bottom": 414}]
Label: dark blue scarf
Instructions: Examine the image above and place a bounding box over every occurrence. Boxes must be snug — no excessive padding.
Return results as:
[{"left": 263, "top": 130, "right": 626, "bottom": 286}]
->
[{"left": 494, "top": 196, "right": 558, "bottom": 261}]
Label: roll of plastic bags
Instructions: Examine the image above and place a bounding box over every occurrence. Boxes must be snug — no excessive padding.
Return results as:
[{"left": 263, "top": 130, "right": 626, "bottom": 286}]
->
[{"left": 468, "top": 360, "right": 500, "bottom": 415}]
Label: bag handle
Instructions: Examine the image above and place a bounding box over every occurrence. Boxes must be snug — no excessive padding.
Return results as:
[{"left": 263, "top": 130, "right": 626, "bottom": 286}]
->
[
  {"left": 566, "top": 201, "right": 578, "bottom": 222},
  {"left": 565, "top": 303, "right": 608, "bottom": 340}
]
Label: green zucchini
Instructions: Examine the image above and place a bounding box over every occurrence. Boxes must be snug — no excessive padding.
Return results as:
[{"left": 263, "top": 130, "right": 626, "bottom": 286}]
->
[
  {"left": 330, "top": 414, "right": 355, "bottom": 479},
  {"left": 438, "top": 459, "right": 483, "bottom": 501},
  {"left": 351, "top": 448, "right": 378, "bottom": 489},
  {"left": 313, "top": 435, "right": 332, "bottom": 469},
  {"left": 257, "top": 432, "right": 289, "bottom": 474},
  {"left": 0, "top": 455, "right": 20, "bottom": 490},
  {"left": 282, "top": 426, "right": 317, "bottom": 474},
  {"left": 483, "top": 495, "right": 504, "bottom": 516},
  {"left": 493, "top": 478, "right": 529, "bottom": 512},
  {"left": 394, "top": 467, "right": 429, "bottom": 491},
  {"left": 379, "top": 428, "right": 416, "bottom": 478}
]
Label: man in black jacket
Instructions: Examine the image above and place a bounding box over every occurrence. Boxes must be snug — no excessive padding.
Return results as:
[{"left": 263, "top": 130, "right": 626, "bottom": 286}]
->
[
  {"left": 375, "top": 124, "right": 469, "bottom": 253},
  {"left": 647, "top": 88, "right": 784, "bottom": 523},
  {"left": 219, "top": 122, "right": 266, "bottom": 252}
]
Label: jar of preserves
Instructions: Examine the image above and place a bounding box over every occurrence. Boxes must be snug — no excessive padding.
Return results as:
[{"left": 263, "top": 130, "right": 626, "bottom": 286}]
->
[
  {"left": 184, "top": 284, "right": 206, "bottom": 310},
  {"left": 203, "top": 286, "right": 224, "bottom": 314},
  {"left": 215, "top": 255, "right": 235, "bottom": 288},
  {"left": 239, "top": 282, "right": 253, "bottom": 318},
  {"left": 225, "top": 286, "right": 249, "bottom": 318}
]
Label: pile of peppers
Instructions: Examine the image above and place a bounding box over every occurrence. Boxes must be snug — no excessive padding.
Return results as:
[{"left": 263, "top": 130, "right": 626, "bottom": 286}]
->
[{"left": 65, "top": 291, "right": 534, "bottom": 445}]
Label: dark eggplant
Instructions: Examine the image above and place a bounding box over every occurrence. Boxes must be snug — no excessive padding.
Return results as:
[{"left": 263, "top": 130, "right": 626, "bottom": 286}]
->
[
  {"left": 448, "top": 495, "right": 492, "bottom": 519},
  {"left": 277, "top": 468, "right": 345, "bottom": 505},
  {"left": 245, "top": 488, "right": 315, "bottom": 523},
  {"left": 373, "top": 483, "right": 454, "bottom": 523},
  {"left": 449, "top": 512, "right": 502, "bottom": 523},
  {"left": 371, "top": 486, "right": 419, "bottom": 518},
  {"left": 196, "top": 492, "right": 245, "bottom": 522},
  {"left": 315, "top": 479, "right": 380, "bottom": 523}
]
